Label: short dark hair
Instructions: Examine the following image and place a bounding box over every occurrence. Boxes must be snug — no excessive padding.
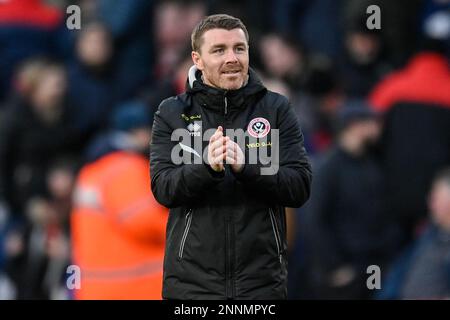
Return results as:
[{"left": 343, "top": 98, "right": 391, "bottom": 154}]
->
[
  {"left": 191, "top": 14, "right": 249, "bottom": 52},
  {"left": 434, "top": 167, "right": 450, "bottom": 188}
]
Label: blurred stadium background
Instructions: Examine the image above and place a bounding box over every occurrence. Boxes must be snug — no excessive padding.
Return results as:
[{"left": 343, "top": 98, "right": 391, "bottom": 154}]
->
[{"left": 0, "top": 0, "right": 449, "bottom": 300}]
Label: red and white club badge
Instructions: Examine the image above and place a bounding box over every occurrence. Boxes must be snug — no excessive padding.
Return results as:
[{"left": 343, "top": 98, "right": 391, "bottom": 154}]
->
[{"left": 247, "top": 117, "right": 271, "bottom": 138}]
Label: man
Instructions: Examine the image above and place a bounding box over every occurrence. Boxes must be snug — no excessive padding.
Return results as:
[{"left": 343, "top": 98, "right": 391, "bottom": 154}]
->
[
  {"left": 369, "top": 47, "right": 450, "bottom": 245},
  {"left": 0, "top": 59, "right": 82, "bottom": 217},
  {"left": 71, "top": 102, "right": 168, "bottom": 299},
  {"left": 0, "top": 0, "right": 66, "bottom": 103},
  {"left": 302, "top": 101, "right": 399, "bottom": 299},
  {"left": 379, "top": 167, "right": 450, "bottom": 299},
  {"left": 150, "top": 14, "right": 312, "bottom": 299}
]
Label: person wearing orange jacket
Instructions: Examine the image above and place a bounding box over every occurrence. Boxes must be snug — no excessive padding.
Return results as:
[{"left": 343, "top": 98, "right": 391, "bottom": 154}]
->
[{"left": 71, "top": 102, "right": 168, "bottom": 299}]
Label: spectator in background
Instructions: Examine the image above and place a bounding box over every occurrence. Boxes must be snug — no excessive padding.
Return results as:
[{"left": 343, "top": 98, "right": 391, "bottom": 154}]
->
[
  {"left": 6, "top": 199, "right": 71, "bottom": 299},
  {"left": 96, "top": 0, "right": 155, "bottom": 96},
  {"left": 271, "top": 0, "right": 344, "bottom": 60},
  {"left": 259, "top": 33, "right": 306, "bottom": 91},
  {"left": 339, "top": 18, "right": 392, "bottom": 97},
  {"left": 303, "top": 60, "right": 345, "bottom": 154},
  {"left": 0, "top": 59, "right": 83, "bottom": 218},
  {"left": 421, "top": 0, "right": 450, "bottom": 58},
  {"left": 301, "top": 101, "right": 399, "bottom": 299},
  {"left": 257, "top": 33, "right": 346, "bottom": 154},
  {"left": 379, "top": 168, "right": 450, "bottom": 299},
  {"left": 82, "top": 101, "right": 153, "bottom": 163},
  {"left": 0, "top": 0, "right": 69, "bottom": 104},
  {"left": 153, "top": 0, "right": 207, "bottom": 80},
  {"left": 369, "top": 40, "right": 450, "bottom": 246},
  {"left": 3, "top": 157, "right": 76, "bottom": 300},
  {"left": 342, "top": 0, "right": 424, "bottom": 68},
  {"left": 283, "top": 55, "right": 345, "bottom": 155},
  {"left": 71, "top": 103, "right": 168, "bottom": 299},
  {"left": 46, "top": 159, "right": 77, "bottom": 230},
  {"left": 67, "top": 22, "right": 118, "bottom": 135},
  {"left": 140, "top": 48, "right": 193, "bottom": 118}
]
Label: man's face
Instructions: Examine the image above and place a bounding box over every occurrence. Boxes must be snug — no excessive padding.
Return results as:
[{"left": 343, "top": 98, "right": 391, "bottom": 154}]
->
[
  {"left": 360, "top": 119, "right": 381, "bottom": 145},
  {"left": 32, "top": 67, "right": 67, "bottom": 110},
  {"left": 260, "top": 34, "right": 301, "bottom": 78},
  {"left": 346, "top": 119, "right": 381, "bottom": 146},
  {"left": 346, "top": 32, "right": 380, "bottom": 65},
  {"left": 429, "top": 181, "right": 450, "bottom": 230},
  {"left": 77, "top": 25, "right": 112, "bottom": 67},
  {"left": 192, "top": 28, "right": 249, "bottom": 90}
]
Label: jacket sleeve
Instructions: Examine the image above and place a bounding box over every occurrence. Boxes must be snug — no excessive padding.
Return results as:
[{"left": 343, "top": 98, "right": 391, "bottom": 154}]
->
[
  {"left": 232, "top": 96, "right": 312, "bottom": 208},
  {"left": 150, "top": 99, "right": 225, "bottom": 208}
]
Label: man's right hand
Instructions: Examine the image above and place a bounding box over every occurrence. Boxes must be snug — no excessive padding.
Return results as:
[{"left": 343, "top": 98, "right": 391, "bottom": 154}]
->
[{"left": 207, "top": 126, "right": 226, "bottom": 172}]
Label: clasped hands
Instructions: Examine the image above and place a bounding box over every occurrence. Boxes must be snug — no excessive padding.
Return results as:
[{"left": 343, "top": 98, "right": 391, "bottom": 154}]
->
[{"left": 207, "top": 126, "right": 244, "bottom": 173}]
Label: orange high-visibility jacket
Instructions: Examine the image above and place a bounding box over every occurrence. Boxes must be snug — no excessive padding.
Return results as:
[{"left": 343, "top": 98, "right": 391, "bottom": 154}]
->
[{"left": 71, "top": 151, "right": 168, "bottom": 299}]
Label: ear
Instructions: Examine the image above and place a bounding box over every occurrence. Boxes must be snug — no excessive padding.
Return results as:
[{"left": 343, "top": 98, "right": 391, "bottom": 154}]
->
[{"left": 191, "top": 51, "right": 204, "bottom": 71}]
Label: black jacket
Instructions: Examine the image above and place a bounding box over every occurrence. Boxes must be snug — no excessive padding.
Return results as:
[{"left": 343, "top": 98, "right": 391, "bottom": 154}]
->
[
  {"left": 150, "top": 67, "right": 312, "bottom": 299},
  {"left": 0, "top": 98, "right": 83, "bottom": 214},
  {"left": 304, "top": 147, "right": 400, "bottom": 272}
]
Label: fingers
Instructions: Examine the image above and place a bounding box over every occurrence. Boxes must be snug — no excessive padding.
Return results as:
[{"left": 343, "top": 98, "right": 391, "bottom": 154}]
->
[
  {"left": 209, "top": 148, "right": 224, "bottom": 166},
  {"left": 225, "top": 155, "right": 236, "bottom": 165},
  {"left": 209, "top": 151, "right": 225, "bottom": 171},
  {"left": 208, "top": 127, "right": 246, "bottom": 170},
  {"left": 213, "top": 154, "right": 226, "bottom": 165},
  {"left": 223, "top": 138, "right": 233, "bottom": 162},
  {"left": 224, "top": 137, "right": 235, "bottom": 152},
  {"left": 208, "top": 127, "right": 222, "bottom": 147},
  {"left": 210, "top": 137, "right": 225, "bottom": 155},
  {"left": 209, "top": 127, "right": 225, "bottom": 156},
  {"left": 209, "top": 126, "right": 223, "bottom": 143},
  {"left": 208, "top": 127, "right": 225, "bottom": 171},
  {"left": 224, "top": 138, "right": 243, "bottom": 154},
  {"left": 224, "top": 137, "right": 245, "bottom": 165},
  {"left": 211, "top": 152, "right": 225, "bottom": 171}
]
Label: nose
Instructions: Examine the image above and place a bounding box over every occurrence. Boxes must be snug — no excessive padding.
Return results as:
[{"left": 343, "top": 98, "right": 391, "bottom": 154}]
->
[{"left": 225, "top": 49, "right": 238, "bottom": 63}]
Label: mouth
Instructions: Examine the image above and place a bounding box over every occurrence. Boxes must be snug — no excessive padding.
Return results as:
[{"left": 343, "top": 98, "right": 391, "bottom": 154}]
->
[{"left": 222, "top": 70, "right": 241, "bottom": 76}]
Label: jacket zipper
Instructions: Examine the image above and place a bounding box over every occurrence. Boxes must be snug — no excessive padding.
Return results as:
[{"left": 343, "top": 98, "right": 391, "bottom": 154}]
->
[
  {"left": 225, "top": 216, "right": 236, "bottom": 298},
  {"left": 178, "top": 209, "right": 193, "bottom": 260},
  {"left": 269, "top": 208, "right": 283, "bottom": 264},
  {"left": 225, "top": 219, "right": 231, "bottom": 298},
  {"left": 224, "top": 94, "right": 228, "bottom": 115},
  {"left": 224, "top": 92, "right": 235, "bottom": 298}
]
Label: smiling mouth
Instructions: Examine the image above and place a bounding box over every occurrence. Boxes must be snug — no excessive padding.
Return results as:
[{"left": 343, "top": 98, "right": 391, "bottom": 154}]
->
[{"left": 222, "top": 70, "right": 241, "bottom": 74}]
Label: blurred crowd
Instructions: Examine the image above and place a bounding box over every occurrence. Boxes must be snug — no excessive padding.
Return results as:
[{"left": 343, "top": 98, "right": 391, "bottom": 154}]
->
[{"left": 0, "top": 0, "right": 449, "bottom": 299}]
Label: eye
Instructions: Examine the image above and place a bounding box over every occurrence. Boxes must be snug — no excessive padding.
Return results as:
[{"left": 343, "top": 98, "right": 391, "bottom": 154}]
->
[
  {"left": 235, "top": 46, "right": 246, "bottom": 53},
  {"left": 213, "top": 48, "right": 224, "bottom": 54}
]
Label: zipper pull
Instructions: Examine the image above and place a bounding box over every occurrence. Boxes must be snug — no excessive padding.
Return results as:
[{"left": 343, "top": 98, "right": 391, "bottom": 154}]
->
[{"left": 224, "top": 96, "right": 228, "bottom": 115}]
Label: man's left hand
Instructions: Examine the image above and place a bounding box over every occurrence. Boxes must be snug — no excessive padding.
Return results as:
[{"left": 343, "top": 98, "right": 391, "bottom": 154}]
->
[{"left": 225, "top": 136, "right": 245, "bottom": 173}]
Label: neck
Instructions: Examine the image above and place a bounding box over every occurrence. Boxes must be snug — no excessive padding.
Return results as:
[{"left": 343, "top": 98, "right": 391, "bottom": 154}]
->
[{"left": 31, "top": 99, "right": 62, "bottom": 124}]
